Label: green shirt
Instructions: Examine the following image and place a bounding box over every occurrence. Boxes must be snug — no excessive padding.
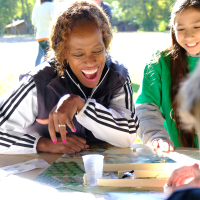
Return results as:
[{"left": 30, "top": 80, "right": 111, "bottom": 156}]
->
[{"left": 136, "top": 53, "right": 199, "bottom": 147}]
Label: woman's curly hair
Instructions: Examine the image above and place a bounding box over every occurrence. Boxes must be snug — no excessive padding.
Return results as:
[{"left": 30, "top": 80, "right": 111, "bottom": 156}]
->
[{"left": 48, "top": 1, "right": 113, "bottom": 76}]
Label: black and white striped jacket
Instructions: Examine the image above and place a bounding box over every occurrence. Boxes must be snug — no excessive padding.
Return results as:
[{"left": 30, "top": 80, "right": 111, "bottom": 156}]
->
[{"left": 0, "top": 59, "right": 139, "bottom": 154}]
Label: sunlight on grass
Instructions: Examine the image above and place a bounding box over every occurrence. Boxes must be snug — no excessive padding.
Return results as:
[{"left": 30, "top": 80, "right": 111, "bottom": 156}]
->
[
  {"left": 0, "top": 41, "right": 37, "bottom": 95},
  {"left": 134, "top": 138, "right": 143, "bottom": 144}
]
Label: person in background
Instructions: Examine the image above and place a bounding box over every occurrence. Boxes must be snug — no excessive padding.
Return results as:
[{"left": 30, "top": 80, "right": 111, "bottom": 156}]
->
[
  {"left": 32, "top": 0, "right": 56, "bottom": 67},
  {"left": 93, "top": 0, "right": 112, "bottom": 21},
  {"left": 135, "top": 0, "right": 200, "bottom": 152},
  {"left": 0, "top": 1, "right": 139, "bottom": 154}
]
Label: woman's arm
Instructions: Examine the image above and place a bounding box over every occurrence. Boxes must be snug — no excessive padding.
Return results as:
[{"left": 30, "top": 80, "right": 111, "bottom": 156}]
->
[
  {"left": 76, "top": 77, "right": 139, "bottom": 148},
  {"left": 0, "top": 76, "right": 87, "bottom": 154},
  {"left": 0, "top": 76, "right": 41, "bottom": 154}
]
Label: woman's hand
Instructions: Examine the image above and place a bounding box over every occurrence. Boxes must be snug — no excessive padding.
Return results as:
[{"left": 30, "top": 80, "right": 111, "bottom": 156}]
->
[
  {"left": 36, "top": 94, "right": 85, "bottom": 143},
  {"left": 37, "top": 135, "right": 89, "bottom": 154},
  {"left": 151, "top": 139, "right": 174, "bottom": 152},
  {"left": 167, "top": 164, "right": 200, "bottom": 190}
]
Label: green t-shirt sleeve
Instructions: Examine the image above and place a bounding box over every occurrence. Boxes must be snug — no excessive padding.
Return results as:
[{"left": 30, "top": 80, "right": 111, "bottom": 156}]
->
[{"left": 136, "top": 59, "right": 162, "bottom": 108}]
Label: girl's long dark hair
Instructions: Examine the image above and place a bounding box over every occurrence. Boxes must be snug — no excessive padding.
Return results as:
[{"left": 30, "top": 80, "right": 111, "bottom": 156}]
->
[{"left": 168, "top": 0, "right": 200, "bottom": 147}]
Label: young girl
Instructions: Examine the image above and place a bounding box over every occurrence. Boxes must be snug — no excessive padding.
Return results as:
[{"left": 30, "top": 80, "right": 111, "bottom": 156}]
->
[{"left": 135, "top": 0, "right": 200, "bottom": 151}]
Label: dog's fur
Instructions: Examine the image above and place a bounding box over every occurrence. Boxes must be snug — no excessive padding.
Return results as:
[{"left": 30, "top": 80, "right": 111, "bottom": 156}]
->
[{"left": 177, "top": 60, "right": 200, "bottom": 141}]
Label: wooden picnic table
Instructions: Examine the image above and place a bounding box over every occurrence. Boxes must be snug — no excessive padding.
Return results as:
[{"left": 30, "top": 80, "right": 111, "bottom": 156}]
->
[{"left": 0, "top": 146, "right": 199, "bottom": 200}]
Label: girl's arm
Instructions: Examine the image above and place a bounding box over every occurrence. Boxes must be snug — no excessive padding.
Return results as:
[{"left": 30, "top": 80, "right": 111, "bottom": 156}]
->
[
  {"left": 0, "top": 77, "right": 41, "bottom": 154},
  {"left": 135, "top": 54, "right": 174, "bottom": 151},
  {"left": 76, "top": 77, "right": 139, "bottom": 148},
  {"left": 135, "top": 103, "right": 170, "bottom": 144}
]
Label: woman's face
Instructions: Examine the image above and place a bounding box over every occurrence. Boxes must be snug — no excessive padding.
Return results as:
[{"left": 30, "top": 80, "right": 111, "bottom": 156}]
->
[
  {"left": 66, "top": 21, "right": 106, "bottom": 88},
  {"left": 174, "top": 7, "right": 200, "bottom": 55}
]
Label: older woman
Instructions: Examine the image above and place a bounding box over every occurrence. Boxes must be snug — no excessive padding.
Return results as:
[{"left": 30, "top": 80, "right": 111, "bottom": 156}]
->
[{"left": 0, "top": 1, "right": 139, "bottom": 154}]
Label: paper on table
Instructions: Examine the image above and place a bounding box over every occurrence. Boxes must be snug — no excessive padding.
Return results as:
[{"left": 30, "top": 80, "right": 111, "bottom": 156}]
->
[
  {"left": 0, "top": 159, "right": 50, "bottom": 179},
  {"left": 163, "top": 152, "right": 200, "bottom": 166}
]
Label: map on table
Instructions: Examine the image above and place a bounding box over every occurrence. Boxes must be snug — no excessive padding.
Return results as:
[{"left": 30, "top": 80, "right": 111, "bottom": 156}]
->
[
  {"left": 34, "top": 143, "right": 174, "bottom": 189},
  {"left": 33, "top": 144, "right": 200, "bottom": 199}
]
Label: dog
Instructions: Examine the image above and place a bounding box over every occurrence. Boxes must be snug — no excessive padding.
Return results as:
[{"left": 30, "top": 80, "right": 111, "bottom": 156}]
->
[{"left": 177, "top": 60, "right": 200, "bottom": 142}]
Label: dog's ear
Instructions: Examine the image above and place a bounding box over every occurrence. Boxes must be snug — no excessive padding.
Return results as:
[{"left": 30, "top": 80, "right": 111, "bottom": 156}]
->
[{"left": 191, "top": 102, "right": 200, "bottom": 135}]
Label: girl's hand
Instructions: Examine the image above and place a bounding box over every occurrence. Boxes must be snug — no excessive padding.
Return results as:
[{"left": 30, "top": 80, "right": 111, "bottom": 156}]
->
[
  {"left": 37, "top": 135, "right": 89, "bottom": 154},
  {"left": 36, "top": 94, "right": 85, "bottom": 143},
  {"left": 152, "top": 139, "right": 174, "bottom": 152},
  {"left": 167, "top": 164, "right": 200, "bottom": 189}
]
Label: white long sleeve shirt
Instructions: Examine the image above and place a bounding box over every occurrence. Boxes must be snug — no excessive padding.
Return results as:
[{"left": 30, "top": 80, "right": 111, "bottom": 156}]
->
[{"left": 32, "top": 2, "right": 56, "bottom": 39}]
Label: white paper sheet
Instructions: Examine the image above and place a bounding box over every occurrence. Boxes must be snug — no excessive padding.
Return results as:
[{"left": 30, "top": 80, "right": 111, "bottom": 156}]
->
[{"left": 0, "top": 158, "right": 50, "bottom": 179}]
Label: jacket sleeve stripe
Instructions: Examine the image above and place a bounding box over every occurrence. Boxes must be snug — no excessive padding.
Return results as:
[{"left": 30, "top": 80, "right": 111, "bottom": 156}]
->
[
  {"left": 19, "top": 138, "right": 35, "bottom": 144},
  {"left": 23, "top": 134, "right": 36, "bottom": 141},
  {"left": 88, "top": 102, "right": 137, "bottom": 123},
  {"left": 130, "top": 123, "right": 139, "bottom": 129},
  {"left": 0, "top": 142, "right": 10, "bottom": 148},
  {"left": 0, "top": 137, "right": 15, "bottom": 144},
  {"left": 84, "top": 110, "right": 137, "bottom": 134},
  {"left": 14, "top": 143, "right": 34, "bottom": 148},
  {"left": 124, "top": 84, "right": 128, "bottom": 109},
  {"left": 0, "top": 83, "right": 35, "bottom": 126},
  {"left": 127, "top": 77, "right": 133, "bottom": 111},
  {"left": 87, "top": 107, "right": 133, "bottom": 128},
  {"left": 124, "top": 82, "right": 132, "bottom": 111},
  {"left": 0, "top": 134, "right": 34, "bottom": 145},
  {"left": 0, "top": 79, "right": 34, "bottom": 113},
  {"left": 0, "top": 132, "right": 21, "bottom": 140}
]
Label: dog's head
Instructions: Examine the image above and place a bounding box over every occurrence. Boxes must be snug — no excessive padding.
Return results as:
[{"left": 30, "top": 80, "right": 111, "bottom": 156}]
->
[{"left": 177, "top": 59, "right": 200, "bottom": 134}]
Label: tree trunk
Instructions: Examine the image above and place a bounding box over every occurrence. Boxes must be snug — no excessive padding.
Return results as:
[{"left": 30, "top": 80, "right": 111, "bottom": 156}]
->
[
  {"left": 141, "top": 0, "right": 153, "bottom": 31},
  {"left": 8, "top": 1, "right": 15, "bottom": 35},
  {"left": 24, "top": 0, "right": 31, "bottom": 34},
  {"left": 10, "top": 20, "right": 14, "bottom": 35},
  {"left": 142, "top": 0, "right": 149, "bottom": 22},
  {"left": 0, "top": 30, "right": 3, "bottom": 37},
  {"left": 21, "top": 0, "right": 25, "bottom": 19},
  {"left": 21, "top": 0, "right": 29, "bottom": 33}
]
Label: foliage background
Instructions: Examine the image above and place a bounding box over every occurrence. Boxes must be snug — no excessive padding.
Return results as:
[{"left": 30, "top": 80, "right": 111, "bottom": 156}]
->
[
  {"left": 0, "top": 0, "right": 176, "bottom": 35},
  {"left": 104, "top": 0, "right": 175, "bottom": 31},
  {"left": 0, "top": 0, "right": 175, "bottom": 96},
  {"left": 0, "top": 0, "right": 35, "bottom": 35}
]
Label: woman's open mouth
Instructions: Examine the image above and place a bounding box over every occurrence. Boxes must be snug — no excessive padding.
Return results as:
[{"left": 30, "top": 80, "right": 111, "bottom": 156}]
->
[{"left": 81, "top": 67, "right": 99, "bottom": 82}]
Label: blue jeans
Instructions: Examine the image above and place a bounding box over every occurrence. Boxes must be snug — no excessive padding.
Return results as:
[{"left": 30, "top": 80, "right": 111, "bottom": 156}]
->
[{"left": 35, "top": 40, "right": 49, "bottom": 67}]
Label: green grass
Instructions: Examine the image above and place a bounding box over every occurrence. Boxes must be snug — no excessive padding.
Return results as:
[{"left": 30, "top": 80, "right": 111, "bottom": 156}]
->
[{"left": 0, "top": 32, "right": 170, "bottom": 96}]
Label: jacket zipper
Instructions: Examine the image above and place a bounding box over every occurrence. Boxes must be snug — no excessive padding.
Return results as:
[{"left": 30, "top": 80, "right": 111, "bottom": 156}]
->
[
  {"left": 48, "top": 69, "right": 124, "bottom": 101},
  {"left": 65, "top": 70, "right": 87, "bottom": 101},
  {"left": 97, "top": 84, "right": 123, "bottom": 100},
  {"left": 47, "top": 84, "right": 60, "bottom": 97},
  {"left": 65, "top": 68, "right": 110, "bottom": 100},
  {"left": 90, "top": 68, "right": 110, "bottom": 98}
]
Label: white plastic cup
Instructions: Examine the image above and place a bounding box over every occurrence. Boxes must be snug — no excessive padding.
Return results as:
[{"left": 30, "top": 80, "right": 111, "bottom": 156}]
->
[{"left": 82, "top": 154, "right": 104, "bottom": 186}]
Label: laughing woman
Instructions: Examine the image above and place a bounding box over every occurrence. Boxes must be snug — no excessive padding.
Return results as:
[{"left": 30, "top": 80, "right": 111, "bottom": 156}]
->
[{"left": 0, "top": 1, "right": 139, "bottom": 154}]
